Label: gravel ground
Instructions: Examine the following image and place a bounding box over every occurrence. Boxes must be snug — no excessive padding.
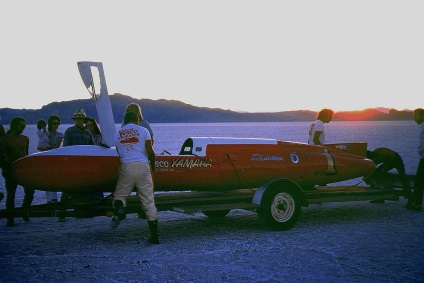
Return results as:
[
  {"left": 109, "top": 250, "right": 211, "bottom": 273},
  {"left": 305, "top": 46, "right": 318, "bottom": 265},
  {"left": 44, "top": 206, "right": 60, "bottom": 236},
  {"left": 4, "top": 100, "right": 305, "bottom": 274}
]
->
[{"left": 0, "top": 187, "right": 423, "bottom": 283}]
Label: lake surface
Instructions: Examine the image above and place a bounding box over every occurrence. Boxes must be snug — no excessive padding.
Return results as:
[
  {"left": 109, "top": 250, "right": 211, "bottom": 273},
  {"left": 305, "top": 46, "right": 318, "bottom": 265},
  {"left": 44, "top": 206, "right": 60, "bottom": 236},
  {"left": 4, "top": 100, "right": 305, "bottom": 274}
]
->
[{"left": 21, "top": 121, "right": 420, "bottom": 174}]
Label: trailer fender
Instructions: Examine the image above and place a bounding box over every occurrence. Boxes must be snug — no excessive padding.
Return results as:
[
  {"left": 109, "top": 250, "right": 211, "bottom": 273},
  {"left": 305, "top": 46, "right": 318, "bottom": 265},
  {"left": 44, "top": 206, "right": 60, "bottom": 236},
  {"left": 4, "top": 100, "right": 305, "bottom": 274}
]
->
[
  {"left": 253, "top": 178, "right": 304, "bottom": 231},
  {"left": 253, "top": 179, "right": 303, "bottom": 206}
]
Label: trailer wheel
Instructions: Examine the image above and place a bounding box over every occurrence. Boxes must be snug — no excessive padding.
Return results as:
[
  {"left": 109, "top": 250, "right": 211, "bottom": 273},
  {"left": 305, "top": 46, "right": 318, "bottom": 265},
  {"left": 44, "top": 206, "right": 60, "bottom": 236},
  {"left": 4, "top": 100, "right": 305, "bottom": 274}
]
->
[
  {"left": 202, "top": 210, "right": 231, "bottom": 218},
  {"left": 258, "top": 186, "right": 301, "bottom": 231}
]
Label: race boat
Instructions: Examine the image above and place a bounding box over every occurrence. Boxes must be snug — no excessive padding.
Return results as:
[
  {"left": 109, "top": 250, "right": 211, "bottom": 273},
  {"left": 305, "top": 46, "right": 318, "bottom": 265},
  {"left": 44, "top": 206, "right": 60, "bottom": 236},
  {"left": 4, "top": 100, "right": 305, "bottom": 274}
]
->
[{"left": 11, "top": 137, "right": 375, "bottom": 194}]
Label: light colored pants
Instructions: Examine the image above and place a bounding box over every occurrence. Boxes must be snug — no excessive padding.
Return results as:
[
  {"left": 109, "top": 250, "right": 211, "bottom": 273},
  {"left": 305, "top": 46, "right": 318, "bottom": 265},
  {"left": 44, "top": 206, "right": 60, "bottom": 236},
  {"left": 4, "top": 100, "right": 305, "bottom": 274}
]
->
[{"left": 114, "top": 162, "right": 157, "bottom": 221}]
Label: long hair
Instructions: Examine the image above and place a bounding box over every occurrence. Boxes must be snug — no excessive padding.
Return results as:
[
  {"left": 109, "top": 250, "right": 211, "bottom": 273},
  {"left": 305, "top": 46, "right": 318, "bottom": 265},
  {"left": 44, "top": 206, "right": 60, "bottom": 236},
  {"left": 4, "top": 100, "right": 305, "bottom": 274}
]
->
[
  {"left": 316, "top": 109, "right": 334, "bottom": 120},
  {"left": 47, "top": 115, "right": 61, "bottom": 132},
  {"left": 86, "top": 117, "right": 102, "bottom": 135},
  {"left": 125, "top": 103, "right": 143, "bottom": 121},
  {"left": 123, "top": 112, "right": 139, "bottom": 125}
]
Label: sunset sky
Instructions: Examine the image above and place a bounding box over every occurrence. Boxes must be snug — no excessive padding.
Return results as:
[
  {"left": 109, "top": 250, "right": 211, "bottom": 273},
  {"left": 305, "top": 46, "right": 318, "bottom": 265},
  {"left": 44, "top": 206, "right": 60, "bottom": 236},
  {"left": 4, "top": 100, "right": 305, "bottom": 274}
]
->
[{"left": 1, "top": 1, "right": 423, "bottom": 113}]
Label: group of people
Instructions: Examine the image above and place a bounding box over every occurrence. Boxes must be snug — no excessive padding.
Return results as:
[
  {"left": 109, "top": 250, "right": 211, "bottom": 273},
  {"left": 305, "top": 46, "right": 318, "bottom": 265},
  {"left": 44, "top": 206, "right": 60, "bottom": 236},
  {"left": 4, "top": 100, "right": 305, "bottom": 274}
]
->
[
  {"left": 308, "top": 108, "right": 424, "bottom": 211},
  {"left": 0, "top": 103, "right": 160, "bottom": 244}
]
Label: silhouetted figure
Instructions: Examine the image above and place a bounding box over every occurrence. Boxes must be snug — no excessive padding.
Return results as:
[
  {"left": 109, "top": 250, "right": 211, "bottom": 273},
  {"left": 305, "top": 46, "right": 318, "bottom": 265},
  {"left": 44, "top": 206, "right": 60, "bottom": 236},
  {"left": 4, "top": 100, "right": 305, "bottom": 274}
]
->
[
  {"left": 366, "top": 147, "right": 411, "bottom": 198},
  {"left": 407, "top": 108, "right": 424, "bottom": 211},
  {"left": 0, "top": 117, "right": 34, "bottom": 226}
]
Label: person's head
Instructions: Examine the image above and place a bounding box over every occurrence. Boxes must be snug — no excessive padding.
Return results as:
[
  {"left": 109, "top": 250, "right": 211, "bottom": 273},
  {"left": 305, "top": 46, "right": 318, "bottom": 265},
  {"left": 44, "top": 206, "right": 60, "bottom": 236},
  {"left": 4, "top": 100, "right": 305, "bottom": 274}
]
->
[
  {"left": 37, "top": 119, "right": 47, "bottom": 130},
  {"left": 413, "top": 108, "right": 424, "bottom": 125},
  {"left": 317, "top": 108, "right": 334, "bottom": 123},
  {"left": 123, "top": 112, "right": 139, "bottom": 125},
  {"left": 70, "top": 109, "right": 89, "bottom": 127},
  {"left": 86, "top": 118, "right": 101, "bottom": 135},
  {"left": 47, "top": 114, "right": 61, "bottom": 132},
  {"left": 9, "top": 117, "right": 26, "bottom": 135},
  {"left": 125, "top": 103, "right": 143, "bottom": 121}
]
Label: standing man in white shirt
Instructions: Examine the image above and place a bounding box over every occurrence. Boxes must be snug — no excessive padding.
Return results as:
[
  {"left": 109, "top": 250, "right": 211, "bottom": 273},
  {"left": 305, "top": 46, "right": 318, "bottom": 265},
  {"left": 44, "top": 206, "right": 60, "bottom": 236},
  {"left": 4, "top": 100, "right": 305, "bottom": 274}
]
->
[
  {"left": 308, "top": 108, "right": 334, "bottom": 145},
  {"left": 112, "top": 111, "right": 159, "bottom": 244}
]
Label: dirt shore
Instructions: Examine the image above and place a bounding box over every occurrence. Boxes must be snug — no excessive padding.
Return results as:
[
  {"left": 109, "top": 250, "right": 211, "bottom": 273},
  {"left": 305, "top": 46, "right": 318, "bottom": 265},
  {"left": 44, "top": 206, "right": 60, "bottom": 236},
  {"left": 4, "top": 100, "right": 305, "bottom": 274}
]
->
[{"left": 0, "top": 187, "right": 423, "bottom": 283}]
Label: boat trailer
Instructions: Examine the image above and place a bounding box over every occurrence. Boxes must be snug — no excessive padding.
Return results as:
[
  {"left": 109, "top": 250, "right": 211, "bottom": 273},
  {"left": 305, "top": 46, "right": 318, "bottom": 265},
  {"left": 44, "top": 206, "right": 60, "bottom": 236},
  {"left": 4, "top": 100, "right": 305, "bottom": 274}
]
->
[{"left": 0, "top": 172, "right": 412, "bottom": 231}]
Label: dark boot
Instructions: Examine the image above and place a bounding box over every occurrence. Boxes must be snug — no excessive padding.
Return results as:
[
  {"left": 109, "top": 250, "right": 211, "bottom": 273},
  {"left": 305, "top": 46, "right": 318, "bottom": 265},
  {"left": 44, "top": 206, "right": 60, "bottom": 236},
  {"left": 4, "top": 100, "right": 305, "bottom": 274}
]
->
[
  {"left": 148, "top": 220, "right": 159, "bottom": 244},
  {"left": 113, "top": 200, "right": 126, "bottom": 220},
  {"left": 111, "top": 200, "right": 125, "bottom": 229},
  {"left": 21, "top": 193, "right": 33, "bottom": 222},
  {"left": 402, "top": 186, "right": 412, "bottom": 199}
]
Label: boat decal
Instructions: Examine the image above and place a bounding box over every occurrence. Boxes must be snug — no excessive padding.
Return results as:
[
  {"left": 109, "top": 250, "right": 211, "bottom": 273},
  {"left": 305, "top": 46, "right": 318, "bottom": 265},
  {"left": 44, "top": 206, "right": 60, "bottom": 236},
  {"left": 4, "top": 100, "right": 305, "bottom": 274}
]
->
[
  {"left": 171, "top": 158, "right": 213, "bottom": 171},
  {"left": 118, "top": 128, "right": 140, "bottom": 144},
  {"left": 251, "top": 154, "right": 284, "bottom": 162},
  {"left": 290, "top": 154, "right": 299, "bottom": 164},
  {"left": 155, "top": 161, "right": 170, "bottom": 168}
]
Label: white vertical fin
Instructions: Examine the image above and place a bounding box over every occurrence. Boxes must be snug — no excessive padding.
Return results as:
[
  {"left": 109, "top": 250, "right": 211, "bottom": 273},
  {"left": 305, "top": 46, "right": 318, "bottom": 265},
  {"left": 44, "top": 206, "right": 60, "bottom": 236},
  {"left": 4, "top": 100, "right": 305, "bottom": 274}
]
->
[{"left": 77, "top": 61, "right": 116, "bottom": 147}]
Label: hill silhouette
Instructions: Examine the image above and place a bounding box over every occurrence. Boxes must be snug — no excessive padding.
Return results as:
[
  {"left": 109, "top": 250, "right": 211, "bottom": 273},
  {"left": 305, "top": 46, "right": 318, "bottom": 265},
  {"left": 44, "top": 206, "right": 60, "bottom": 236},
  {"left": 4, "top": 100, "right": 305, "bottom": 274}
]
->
[{"left": 0, "top": 93, "right": 413, "bottom": 125}]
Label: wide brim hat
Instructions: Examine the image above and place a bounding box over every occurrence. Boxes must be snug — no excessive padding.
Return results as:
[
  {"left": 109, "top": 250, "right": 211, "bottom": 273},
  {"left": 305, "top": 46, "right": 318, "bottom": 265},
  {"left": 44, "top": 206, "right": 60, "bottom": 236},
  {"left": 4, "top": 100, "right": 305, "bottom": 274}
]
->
[{"left": 69, "top": 109, "right": 90, "bottom": 120}]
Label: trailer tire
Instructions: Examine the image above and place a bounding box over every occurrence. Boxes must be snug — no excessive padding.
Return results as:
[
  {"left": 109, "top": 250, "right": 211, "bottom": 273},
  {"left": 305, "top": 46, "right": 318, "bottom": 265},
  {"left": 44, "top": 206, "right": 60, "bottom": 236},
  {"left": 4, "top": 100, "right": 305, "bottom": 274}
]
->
[
  {"left": 202, "top": 210, "right": 231, "bottom": 218},
  {"left": 258, "top": 185, "right": 301, "bottom": 231}
]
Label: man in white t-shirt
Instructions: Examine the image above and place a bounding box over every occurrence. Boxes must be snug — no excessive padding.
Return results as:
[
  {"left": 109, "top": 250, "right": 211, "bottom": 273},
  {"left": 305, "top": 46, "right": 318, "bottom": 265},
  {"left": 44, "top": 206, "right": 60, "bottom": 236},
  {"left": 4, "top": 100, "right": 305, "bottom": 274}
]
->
[
  {"left": 112, "top": 111, "right": 159, "bottom": 244},
  {"left": 308, "top": 109, "right": 334, "bottom": 145}
]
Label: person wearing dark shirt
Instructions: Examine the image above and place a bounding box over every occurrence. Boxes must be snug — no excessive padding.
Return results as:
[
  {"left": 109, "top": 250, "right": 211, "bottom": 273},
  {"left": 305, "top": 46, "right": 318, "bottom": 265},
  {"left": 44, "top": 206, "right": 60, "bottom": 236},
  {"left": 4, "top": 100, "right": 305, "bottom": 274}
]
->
[
  {"left": 85, "top": 117, "right": 103, "bottom": 146},
  {"left": 407, "top": 108, "right": 424, "bottom": 211},
  {"left": 0, "top": 124, "right": 5, "bottom": 202},
  {"left": 63, "top": 109, "right": 94, "bottom": 146},
  {"left": 366, "top": 147, "right": 412, "bottom": 198},
  {"left": 59, "top": 109, "right": 94, "bottom": 221},
  {"left": 0, "top": 117, "right": 34, "bottom": 226}
]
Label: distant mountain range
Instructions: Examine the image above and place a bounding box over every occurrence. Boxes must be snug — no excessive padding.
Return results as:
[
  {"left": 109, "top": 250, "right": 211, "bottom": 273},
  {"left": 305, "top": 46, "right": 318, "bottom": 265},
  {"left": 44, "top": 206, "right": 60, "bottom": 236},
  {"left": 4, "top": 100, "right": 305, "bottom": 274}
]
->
[{"left": 0, "top": 93, "right": 413, "bottom": 125}]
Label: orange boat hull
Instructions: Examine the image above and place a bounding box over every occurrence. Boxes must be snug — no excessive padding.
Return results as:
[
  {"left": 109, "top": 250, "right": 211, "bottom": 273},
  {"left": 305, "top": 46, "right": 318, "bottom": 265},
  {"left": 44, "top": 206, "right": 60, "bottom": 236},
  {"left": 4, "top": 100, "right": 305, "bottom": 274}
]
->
[{"left": 11, "top": 139, "right": 375, "bottom": 194}]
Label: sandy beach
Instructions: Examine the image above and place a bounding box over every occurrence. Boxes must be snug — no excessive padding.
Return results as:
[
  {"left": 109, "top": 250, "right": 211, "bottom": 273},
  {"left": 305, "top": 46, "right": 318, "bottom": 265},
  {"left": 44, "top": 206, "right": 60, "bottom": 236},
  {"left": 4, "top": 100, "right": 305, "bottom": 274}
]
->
[{"left": 1, "top": 182, "right": 423, "bottom": 282}]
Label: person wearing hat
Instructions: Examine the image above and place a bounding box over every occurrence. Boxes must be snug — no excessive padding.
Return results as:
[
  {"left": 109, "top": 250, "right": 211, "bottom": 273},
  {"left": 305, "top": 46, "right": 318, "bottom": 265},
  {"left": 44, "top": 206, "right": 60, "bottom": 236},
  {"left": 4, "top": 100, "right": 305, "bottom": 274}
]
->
[
  {"left": 59, "top": 109, "right": 95, "bottom": 220},
  {"left": 63, "top": 109, "right": 95, "bottom": 146}
]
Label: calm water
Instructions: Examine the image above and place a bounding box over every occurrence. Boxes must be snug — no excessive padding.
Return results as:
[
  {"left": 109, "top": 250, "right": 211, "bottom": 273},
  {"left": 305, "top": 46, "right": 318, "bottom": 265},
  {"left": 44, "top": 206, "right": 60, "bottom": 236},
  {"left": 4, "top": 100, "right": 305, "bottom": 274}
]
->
[{"left": 21, "top": 121, "right": 420, "bottom": 174}]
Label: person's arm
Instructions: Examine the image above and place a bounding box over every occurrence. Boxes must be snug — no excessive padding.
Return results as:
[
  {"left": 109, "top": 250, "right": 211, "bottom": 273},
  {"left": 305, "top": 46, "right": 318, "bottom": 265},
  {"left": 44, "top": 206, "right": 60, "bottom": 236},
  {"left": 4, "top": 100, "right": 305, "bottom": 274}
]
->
[
  {"left": 312, "top": 131, "right": 322, "bottom": 145},
  {"left": 86, "top": 130, "right": 95, "bottom": 145},
  {"left": 141, "top": 120, "right": 155, "bottom": 145},
  {"left": 0, "top": 136, "right": 5, "bottom": 168},
  {"left": 145, "top": 139, "right": 156, "bottom": 171},
  {"left": 63, "top": 129, "right": 69, "bottom": 147},
  {"left": 25, "top": 136, "right": 29, "bottom": 156},
  {"left": 51, "top": 137, "right": 63, "bottom": 149}
]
